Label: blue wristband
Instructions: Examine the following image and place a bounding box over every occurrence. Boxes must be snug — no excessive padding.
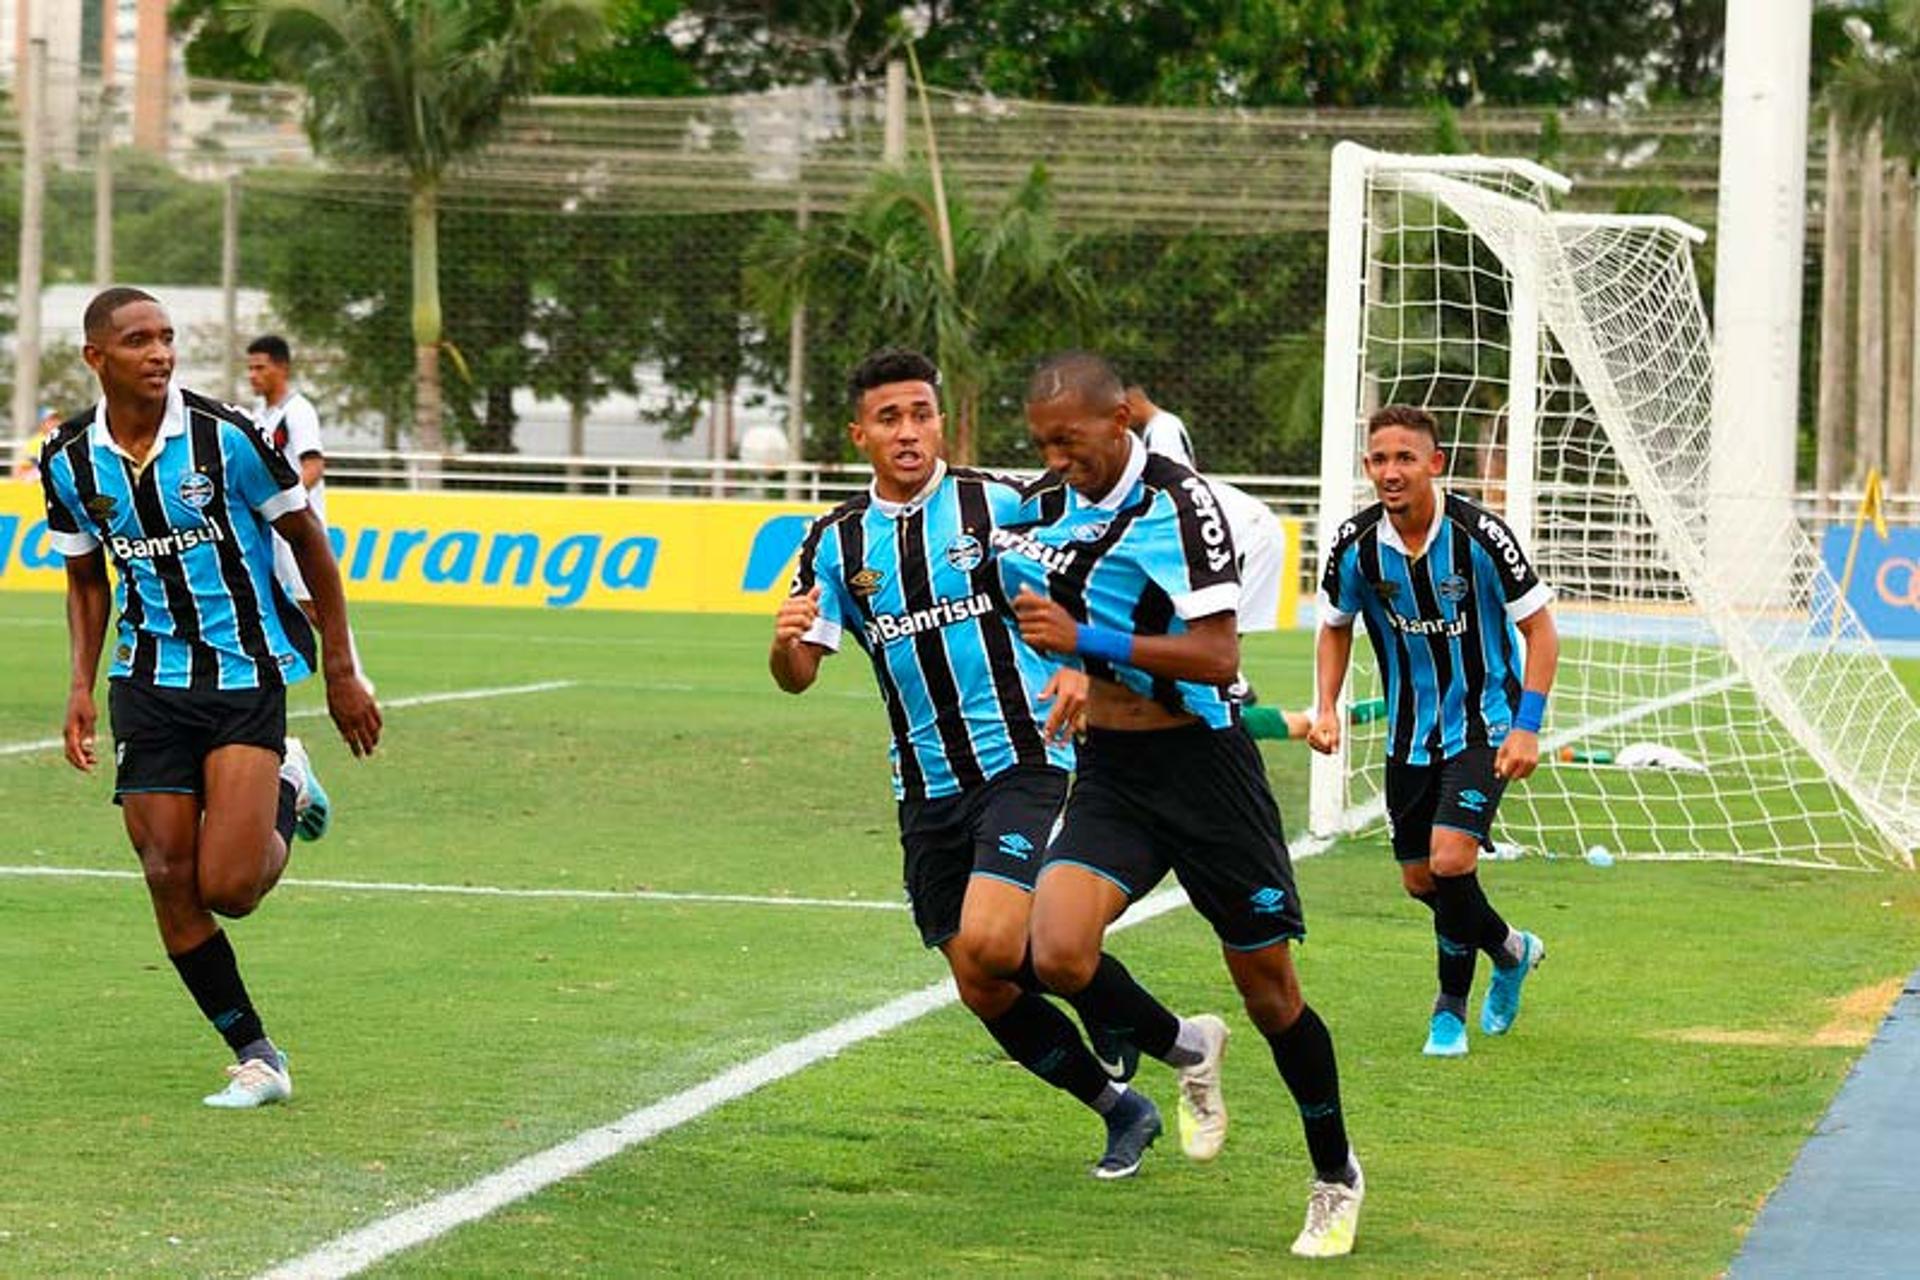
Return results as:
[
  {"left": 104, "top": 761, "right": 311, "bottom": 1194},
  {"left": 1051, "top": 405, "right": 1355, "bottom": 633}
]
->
[
  {"left": 1515, "top": 689, "right": 1547, "bottom": 734},
  {"left": 1075, "top": 624, "right": 1134, "bottom": 665}
]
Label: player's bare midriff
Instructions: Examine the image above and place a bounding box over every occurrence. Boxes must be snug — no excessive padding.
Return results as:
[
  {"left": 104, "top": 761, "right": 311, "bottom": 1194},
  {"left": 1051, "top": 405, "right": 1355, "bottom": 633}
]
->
[{"left": 1087, "top": 676, "right": 1202, "bottom": 731}]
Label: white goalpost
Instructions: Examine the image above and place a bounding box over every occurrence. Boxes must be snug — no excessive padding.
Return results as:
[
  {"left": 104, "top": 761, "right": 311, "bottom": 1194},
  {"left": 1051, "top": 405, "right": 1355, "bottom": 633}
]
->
[{"left": 1310, "top": 142, "right": 1920, "bottom": 869}]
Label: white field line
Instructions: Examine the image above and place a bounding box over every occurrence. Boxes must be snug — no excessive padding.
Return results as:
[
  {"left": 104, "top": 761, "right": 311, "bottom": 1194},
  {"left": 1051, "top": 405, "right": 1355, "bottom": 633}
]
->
[
  {"left": 257, "top": 840, "right": 1342, "bottom": 1280},
  {"left": 0, "top": 680, "right": 579, "bottom": 759},
  {"left": 1538, "top": 672, "right": 1745, "bottom": 755},
  {"left": 0, "top": 864, "right": 904, "bottom": 911}
]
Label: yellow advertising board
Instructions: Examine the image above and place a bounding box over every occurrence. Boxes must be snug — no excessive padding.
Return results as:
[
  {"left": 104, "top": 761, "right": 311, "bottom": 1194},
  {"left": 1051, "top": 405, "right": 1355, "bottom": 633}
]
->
[
  {"left": 0, "top": 482, "right": 827, "bottom": 614},
  {"left": 1, "top": 480, "right": 1306, "bottom": 624},
  {"left": 1276, "top": 516, "right": 1303, "bottom": 630}
]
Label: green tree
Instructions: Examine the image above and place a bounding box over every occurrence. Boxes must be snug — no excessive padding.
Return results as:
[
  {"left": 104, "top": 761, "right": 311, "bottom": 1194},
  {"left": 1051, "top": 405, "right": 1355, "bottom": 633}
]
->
[
  {"left": 172, "top": 0, "right": 279, "bottom": 81},
  {"left": 245, "top": 0, "right": 606, "bottom": 456},
  {"left": 524, "top": 206, "right": 650, "bottom": 459},
  {"left": 750, "top": 163, "right": 1096, "bottom": 464},
  {"left": 667, "top": 0, "right": 904, "bottom": 89},
  {"left": 544, "top": 0, "right": 698, "bottom": 94},
  {"left": 1077, "top": 226, "right": 1327, "bottom": 473},
  {"left": 244, "top": 173, "right": 416, "bottom": 445},
  {"left": 911, "top": 1, "right": 1719, "bottom": 109},
  {"left": 1830, "top": 1, "right": 1920, "bottom": 160}
]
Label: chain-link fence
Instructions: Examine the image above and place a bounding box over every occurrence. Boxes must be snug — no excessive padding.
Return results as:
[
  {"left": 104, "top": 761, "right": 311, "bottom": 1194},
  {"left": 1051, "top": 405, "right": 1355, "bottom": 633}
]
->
[{"left": 0, "top": 65, "right": 1762, "bottom": 479}]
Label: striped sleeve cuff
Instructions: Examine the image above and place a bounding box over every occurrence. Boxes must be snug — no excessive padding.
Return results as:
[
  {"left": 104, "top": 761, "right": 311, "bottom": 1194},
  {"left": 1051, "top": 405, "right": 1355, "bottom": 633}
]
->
[
  {"left": 51, "top": 528, "right": 100, "bottom": 556},
  {"left": 1172, "top": 581, "right": 1240, "bottom": 622},
  {"left": 1506, "top": 582, "right": 1554, "bottom": 622},
  {"left": 801, "top": 616, "right": 842, "bottom": 652},
  {"left": 257, "top": 485, "right": 309, "bottom": 523}
]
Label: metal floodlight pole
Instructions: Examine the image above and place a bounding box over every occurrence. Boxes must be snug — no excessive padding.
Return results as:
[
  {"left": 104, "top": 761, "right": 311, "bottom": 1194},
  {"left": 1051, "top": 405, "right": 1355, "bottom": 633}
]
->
[
  {"left": 222, "top": 173, "right": 240, "bottom": 402},
  {"left": 12, "top": 38, "right": 48, "bottom": 443},
  {"left": 94, "top": 83, "right": 116, "bottom": 288},
  {"left": 883, "top": 60, "right": 907, "bottom": 166},
  {"left": 786, "top": 193, "right": 809, "bottom": 500}
]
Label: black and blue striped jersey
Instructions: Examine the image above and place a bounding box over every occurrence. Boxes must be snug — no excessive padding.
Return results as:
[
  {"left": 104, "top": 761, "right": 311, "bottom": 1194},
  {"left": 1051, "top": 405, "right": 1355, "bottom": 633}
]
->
[
  {"left": 991, "top": 436, "right": 1243, "bottom": 730},
  {"left": 1319, "top": 492, "right": 1553, "bottom": 766},
  {"left": 40, "top": 385, "right": 317, "bottom": 691},
  {"left": 791, "top": 461, "right": 1074, "bottom": 802}
]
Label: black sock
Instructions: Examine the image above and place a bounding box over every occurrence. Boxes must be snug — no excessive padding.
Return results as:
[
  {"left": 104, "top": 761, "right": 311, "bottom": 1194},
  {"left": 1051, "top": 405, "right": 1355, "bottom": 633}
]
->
[
  {"left": 1015, "top": 950, "right": 1131, "bottom": 1048},
  {"left": 980, "top": 993, "right": 1112, "bottom": 1107},
  {"left": 275, "top": 778, "right": 298, "bottom": 846},
  {"left": 1430, "top": 872, "right": 1481, "bottom": 1001},
  {"left": 1265, "top": 1005, "right": 1352, "bottom": 1183},
  {"left": 1465, "top": 872, "right": 1519, "bottom": 966},
  {"left": 168, "top": 930, "right": 267, "bottom": 1058},
  {"left": 1071, "top": 952, "right": 1182, "bottom": 1061}
]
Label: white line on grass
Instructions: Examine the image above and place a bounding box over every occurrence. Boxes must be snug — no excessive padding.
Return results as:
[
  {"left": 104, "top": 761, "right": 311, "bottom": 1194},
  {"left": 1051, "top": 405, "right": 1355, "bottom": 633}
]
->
[
  {"left": 0, "top": 864, "right": 905, "bottom": 911},
  {"left": 0, "top": 680, "right": 579, "bottom": 759},
  {"left": 253, "top": 872, "right": 1244, "bottom": 1280}
]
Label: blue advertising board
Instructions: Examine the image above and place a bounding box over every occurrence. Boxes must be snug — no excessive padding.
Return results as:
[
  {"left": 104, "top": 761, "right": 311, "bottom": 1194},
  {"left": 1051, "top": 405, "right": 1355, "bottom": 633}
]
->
[{"left": 1820, "top": 525, "right": 1920, "bottom": 640}]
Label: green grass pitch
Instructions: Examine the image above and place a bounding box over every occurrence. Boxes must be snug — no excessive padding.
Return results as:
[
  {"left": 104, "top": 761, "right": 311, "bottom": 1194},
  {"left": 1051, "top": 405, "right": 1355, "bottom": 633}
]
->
[{"left": 2, "top": 594, "right": 1918, "bottom": 1277}]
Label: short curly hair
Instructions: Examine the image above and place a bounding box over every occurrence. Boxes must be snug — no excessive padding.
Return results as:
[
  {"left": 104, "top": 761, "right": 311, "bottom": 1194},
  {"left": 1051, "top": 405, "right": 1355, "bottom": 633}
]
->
[
  {"left": 848, "top": 347, "right": 941, "bottom": 416},
  {"left": 1366, "top": 404, "right": 1439, "bottom": 446}
]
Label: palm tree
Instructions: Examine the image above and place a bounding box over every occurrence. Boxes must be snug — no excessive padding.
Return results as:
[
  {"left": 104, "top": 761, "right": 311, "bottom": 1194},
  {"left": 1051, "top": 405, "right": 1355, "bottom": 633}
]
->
[
  {"left": 1829, "top": 3, "right": 1920, "bottom": 156},
  {"left": 749, "top": 163, "right": 1097, "bottom": 464},
  {"left": 246, "top": 0, "right": 606, "bottom": 459}
]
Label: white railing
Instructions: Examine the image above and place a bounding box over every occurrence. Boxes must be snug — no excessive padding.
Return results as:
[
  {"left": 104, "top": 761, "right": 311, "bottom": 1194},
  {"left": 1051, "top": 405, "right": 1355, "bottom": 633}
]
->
[
  {"left": 9, "top": 437, "right": 1916, "bottom": 585},
  {"left": 316, "top": 450, "right": 1334, "bottom": 518}
]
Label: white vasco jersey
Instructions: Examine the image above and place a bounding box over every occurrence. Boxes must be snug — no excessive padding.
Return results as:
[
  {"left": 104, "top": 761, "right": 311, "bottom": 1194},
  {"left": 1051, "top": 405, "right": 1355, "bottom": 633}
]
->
[
  {"left": 1139, "top": 409, "right": 1197, "bottom": 469},
  {"left": 259, "top": 390, "right": 326, "bottom": 601},
  {"left": 258, "top": 391, "right": 327, "bottom": 522},
  {"left": 1138, "top": 409, "right": 1288, "bottom": 632}
]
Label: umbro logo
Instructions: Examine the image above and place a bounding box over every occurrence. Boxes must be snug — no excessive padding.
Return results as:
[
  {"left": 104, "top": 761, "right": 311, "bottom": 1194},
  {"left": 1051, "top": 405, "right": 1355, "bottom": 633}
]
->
[
  {"left": 1457, "top": 788, "right": 1489, "bottom": 812},
  {"left": 997, "top": 832, "right": 1035, "bottom": 861},
  {"left": 85, "top": 495, "right": 117, "bottom": 518},
  {"left": 1249, "top": 886, "right": 1288, "bottom": 915},
  {"left": 849, "top": 567, "right": 885, "bottom": 598}
]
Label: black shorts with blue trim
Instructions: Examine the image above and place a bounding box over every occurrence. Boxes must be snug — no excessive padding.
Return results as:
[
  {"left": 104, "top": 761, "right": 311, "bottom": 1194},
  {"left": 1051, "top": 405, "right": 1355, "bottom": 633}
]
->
[
  {"left": 1384, "top": 745, "right": 1507, "bottom": 861},
  {"left": 1042, "top": 721, "right": 1305, "bottom": 951},
  {"left": 107, "top": 678, "right": 286, "bottom": 802},
  {"left": 897, "top": 764, "right": 1068, "bottom": 948}
]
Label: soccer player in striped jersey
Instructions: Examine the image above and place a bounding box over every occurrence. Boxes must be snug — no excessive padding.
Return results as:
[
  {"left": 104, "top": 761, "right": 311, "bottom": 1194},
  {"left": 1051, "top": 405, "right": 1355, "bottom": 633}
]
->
[
  {"left": 771, "top": 347, "right": 1201, "bottom": 1180},
  {"left": 40, "top": 288, "right": 381, "bottom": 1108},
  {"left": 1004, "top": 352, "right": 1362, "bottom": 1259},
  {"left": 1311, "top": 404, "right": 1558, "bottom": 1059}
]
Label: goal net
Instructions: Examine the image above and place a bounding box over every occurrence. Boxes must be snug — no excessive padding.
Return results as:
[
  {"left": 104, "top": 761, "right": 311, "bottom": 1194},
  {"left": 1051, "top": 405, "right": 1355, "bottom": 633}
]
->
[{"left": 1309, "top": 143, "right": 1920, "bottom": 869}]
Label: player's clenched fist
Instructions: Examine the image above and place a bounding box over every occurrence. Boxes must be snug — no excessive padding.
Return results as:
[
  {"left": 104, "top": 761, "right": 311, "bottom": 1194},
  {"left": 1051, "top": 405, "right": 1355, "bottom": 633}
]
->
[
  {"left": 63, "top": 688, "right": 98, "bottom": 772},
  {"left": 774, "top": 585, "right": 822, "bottom": 648},
  {"left": 1306, "top": 708, "right": 1341, "bottom": 755},
  {"left": 1013, "top": 585, "right": 1077, "bottom": 655}
]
